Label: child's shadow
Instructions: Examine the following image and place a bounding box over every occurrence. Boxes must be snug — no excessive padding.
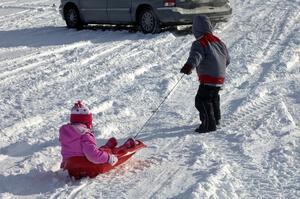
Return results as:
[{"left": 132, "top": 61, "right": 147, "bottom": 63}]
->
[
  {"left": 137, "top": 124, "right": 197, "bottom": 142},
  {"left": 0, "top": 169, "right": 68, "bottom": 196}
]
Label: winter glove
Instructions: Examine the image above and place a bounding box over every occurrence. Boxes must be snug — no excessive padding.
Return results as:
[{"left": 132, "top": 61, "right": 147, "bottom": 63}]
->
[
  {"left": 180, "top": 64, "right": 193, "bottom": 75},
  {"left": 108, "top": 154, "right": 118, "bottom": 166},
  {"left": 124, "top": 138, "right": 136, "bottom": 148}
]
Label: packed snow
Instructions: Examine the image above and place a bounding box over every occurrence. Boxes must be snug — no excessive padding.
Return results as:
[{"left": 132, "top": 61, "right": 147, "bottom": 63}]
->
[{"left": 0, "top": 0, "right": 300, "bottom": 198}]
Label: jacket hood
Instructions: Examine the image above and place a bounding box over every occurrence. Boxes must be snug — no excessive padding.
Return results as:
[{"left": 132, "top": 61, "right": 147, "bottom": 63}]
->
[
  {"left": 192, "top": 15, "right": 213, "bottom": 38},
  {"left": 59, "top": 123, "right": 90, "bottom": 143}
]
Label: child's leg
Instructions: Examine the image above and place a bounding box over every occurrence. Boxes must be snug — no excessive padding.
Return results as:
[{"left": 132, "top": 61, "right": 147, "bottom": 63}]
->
[
  {"left": 112, "top": 138, "right": 136, "bottom": 154},
  {"left": 212, "top": 90, "right": 221, "bottom": 124},
  {"left": 102, "top": 137, "right": 118, "bottom": 149},
  {"left": 195, "top": 85, "right": 217, "bottom": 132}
]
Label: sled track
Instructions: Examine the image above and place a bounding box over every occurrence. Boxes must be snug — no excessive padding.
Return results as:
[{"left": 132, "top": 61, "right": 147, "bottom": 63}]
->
[{"left": 48, "top": 179, "right": 93, "bottom": 199}]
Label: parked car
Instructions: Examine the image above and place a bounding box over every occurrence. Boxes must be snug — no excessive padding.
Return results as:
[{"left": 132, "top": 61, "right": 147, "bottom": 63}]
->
[{"left": 59, "top": 0, "right": 232, "bottom": 33}]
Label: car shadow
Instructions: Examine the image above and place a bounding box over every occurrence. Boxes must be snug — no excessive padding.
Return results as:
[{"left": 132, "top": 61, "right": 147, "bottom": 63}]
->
[{"left": 0, "top": 25, "right": 192, "bottom": 48}]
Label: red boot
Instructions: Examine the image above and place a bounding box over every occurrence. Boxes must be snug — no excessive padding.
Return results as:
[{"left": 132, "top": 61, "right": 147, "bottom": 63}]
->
[
  {"left": 124, "top": 138, "right": 136, "bottom": 148},
  {"left": 104, "top": 137, "right": 118, "bottom": 149}
]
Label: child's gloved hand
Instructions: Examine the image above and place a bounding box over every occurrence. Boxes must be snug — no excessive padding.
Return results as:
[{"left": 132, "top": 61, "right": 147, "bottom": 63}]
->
[
  {"left": 124, "top": 138, "right": 136, "bottom": 148},
  {"left": 108, "top": 154, "right": 118, "bottom": 166},
  {"left": 180, "top": 64, "right": 193, "bottom": 75}
]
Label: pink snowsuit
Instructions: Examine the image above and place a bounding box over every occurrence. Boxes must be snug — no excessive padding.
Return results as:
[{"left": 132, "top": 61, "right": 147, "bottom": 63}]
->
[{"left": 59, "top": 123, "right": 109, "bottom": 168}]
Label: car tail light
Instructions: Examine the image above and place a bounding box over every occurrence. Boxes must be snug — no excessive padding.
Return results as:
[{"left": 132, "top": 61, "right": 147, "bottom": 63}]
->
[{"left": 164, "top": 0, "right": 176, "bottom": 7}]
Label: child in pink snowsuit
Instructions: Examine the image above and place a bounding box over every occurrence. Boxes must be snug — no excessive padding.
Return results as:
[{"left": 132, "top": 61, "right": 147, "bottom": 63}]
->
[{"left": 59, "top": 101, "right": 135, "bottom": 168}]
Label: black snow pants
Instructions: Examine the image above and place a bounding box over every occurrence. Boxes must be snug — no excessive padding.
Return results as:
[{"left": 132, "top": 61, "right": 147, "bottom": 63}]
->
[{"left": 195, "top": 84, "right": 221, "bottom": 130}]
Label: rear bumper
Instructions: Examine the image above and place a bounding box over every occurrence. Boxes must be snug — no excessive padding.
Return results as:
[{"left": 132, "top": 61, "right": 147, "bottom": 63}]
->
[{"left": 155, "top": 3, "right": 232, "bottom": 24}]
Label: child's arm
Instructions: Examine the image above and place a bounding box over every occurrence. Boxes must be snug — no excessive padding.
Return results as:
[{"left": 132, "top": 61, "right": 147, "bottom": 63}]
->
[
  {"left": 181, "top": 42, "right": 204, "bottom": 74},
  {"left": 81, "top": 133, "right": 110, "bottom": 164},
  {"left": 224, "top": 43, "right": 230, "bottom": 66},
  {"left": 185, "top": 41, "right": 204, "bottom": 69}
]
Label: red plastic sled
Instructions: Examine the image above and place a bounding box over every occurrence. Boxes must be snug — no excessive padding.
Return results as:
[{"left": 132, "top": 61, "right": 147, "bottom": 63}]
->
[{"left": 63, "top": 140, "right": 146, "bottom": 180}]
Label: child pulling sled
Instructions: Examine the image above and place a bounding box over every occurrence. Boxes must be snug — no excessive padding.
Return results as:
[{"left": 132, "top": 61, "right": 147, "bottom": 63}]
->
[{"left": 180, "top": 15, "right": 230, "bottom": 133}]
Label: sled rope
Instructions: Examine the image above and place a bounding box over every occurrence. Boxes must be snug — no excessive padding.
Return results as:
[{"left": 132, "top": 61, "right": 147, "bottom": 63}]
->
[{"left": 134, "top": 74, "right": 185, "bottom": 139}]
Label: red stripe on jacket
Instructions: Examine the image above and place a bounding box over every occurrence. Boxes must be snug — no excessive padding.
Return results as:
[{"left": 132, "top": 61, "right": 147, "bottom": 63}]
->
[
  {"left": 199, "top": 33, "right": 221, "bottom": 48},
  {"left": 199, "top": 74, "right": 224, "bottom": 85}
]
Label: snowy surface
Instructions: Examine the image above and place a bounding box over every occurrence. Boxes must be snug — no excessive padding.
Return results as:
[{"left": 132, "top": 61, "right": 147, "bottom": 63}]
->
[{"left": 0, "top": 0, "right": 300, "bottom": 198}]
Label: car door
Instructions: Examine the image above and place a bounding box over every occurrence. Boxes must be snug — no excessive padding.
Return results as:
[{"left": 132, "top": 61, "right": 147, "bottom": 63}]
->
[
  {"left": 107, "top": 0, "right": 132, "bottom": 23},
  {"left": 79, "top": 0, "right": 108, "bottom": 23}
]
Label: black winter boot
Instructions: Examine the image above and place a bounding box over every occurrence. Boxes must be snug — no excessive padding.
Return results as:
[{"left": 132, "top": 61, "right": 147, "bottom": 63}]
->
[{"left": 195, "top": 124, "right": 216, "bottom": 133}]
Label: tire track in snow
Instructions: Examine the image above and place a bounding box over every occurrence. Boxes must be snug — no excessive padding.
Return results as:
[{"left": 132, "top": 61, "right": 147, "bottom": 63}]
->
[
  {"left": 0, "top": 42, "right": 91, "bottom": 83},
  {"left": 113, "top": 35, "right": 190, "bottom": 86},
  {"left": 0, "top": 33, "right": 182, "bottom": 144},
  {"left": 0, "top": 8, "right": 30, "bottom": 21},
  {"left": 223, "top": 0, "right": 299, "bottom": 127},
  {"left": 157, "top": 86, "right": 284, "bottom": 198},
  {"left": 0, "top": 30, "right": 134, "bottom": 80},
  {"left": 0, "top": 8, "right": 56, "bottom": 30},
  {"left": 211, "top": 84, "right": 298, "bottom": 197},
  {"left": 0, "top": 30, "right": 139, "bottom": 85},
  {"left": 222, "top": 94, "right": 277, "bottom": 130},
  {"left": 202, "top": 128, "right": 295, "bottom": 199},
  {"left": 0, "top": 39, "right": 137, "bottom": 142},
  {"left": 3, "top": 29, "right": 139, "bottom": 142},
  {"left": 65, "top": 34, "right": 191, "bottom": 137},
  {"left": 190, "top": 95, "right": 288, "bottom": 198},
  {"left": 225, "top": 0, "right": 287, "bottom": 88}
]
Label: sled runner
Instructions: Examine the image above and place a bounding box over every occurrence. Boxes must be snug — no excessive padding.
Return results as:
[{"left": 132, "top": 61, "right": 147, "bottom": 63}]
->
[{"left": 63, "top": 140, "right": 146, "bottom": 179}]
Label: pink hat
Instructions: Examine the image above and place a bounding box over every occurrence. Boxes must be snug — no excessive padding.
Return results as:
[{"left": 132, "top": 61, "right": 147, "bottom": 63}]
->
[{"left": 70, "top": 101, "right": 93, "bottom": 129}]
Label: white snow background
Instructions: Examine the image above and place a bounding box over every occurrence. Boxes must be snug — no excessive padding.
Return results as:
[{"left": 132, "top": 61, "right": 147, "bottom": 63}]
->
[{"left": 0, "top": 0, "right": 300, "bottom": 198}]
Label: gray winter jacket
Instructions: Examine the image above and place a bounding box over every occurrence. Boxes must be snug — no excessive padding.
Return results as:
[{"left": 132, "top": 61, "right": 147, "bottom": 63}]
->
[{"left": 185, "top": 15, "right": 230, "bottom": 86}]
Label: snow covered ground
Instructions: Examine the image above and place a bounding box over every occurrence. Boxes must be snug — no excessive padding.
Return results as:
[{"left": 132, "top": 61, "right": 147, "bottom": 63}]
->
[{"left": 0, "top": 0, "right": 300, "bottom": 198}]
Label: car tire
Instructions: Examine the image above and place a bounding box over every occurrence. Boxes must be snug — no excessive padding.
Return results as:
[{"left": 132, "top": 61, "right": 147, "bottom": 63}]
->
[
  {"left": 139, "top": 9, "right": 160, "bottom": 34},
  {"left": 64, "top": 6, "right": 83, "bottom": 30}
]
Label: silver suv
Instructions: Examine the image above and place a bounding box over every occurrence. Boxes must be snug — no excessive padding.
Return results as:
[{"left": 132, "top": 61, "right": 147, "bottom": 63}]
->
[{"left": 59, "top": 0, "right": 232, "bottom": 33}]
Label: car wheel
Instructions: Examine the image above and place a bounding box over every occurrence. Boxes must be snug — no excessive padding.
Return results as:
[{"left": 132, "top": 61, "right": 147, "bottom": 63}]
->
[
  {"left": 64, "top": 6, "right": 83, "bottom": 30},
  {"left": 139, "top": 9, "right": 160, "bottom": 34}
]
